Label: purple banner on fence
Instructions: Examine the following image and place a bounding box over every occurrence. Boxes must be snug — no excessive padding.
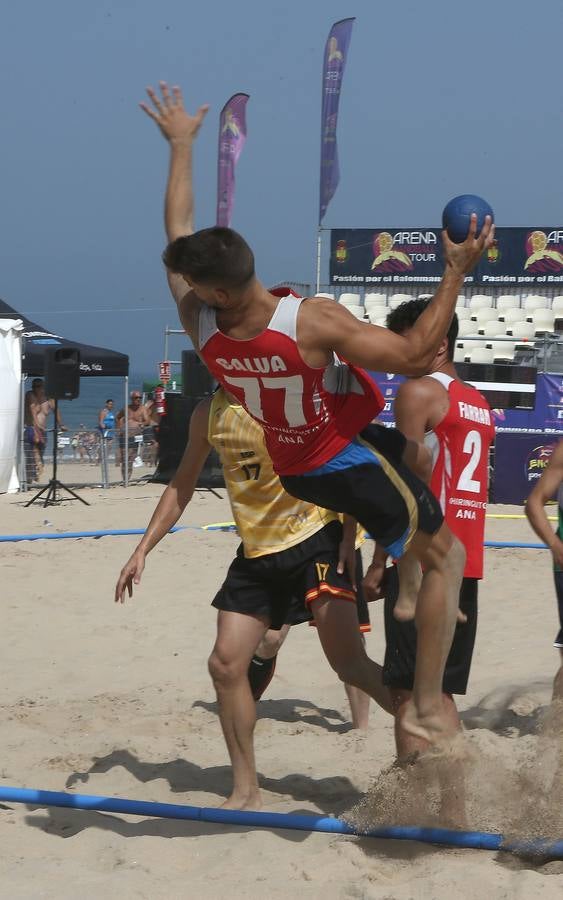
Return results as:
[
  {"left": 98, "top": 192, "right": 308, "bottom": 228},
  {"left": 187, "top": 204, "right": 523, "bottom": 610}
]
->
[
  {"left": 493, "top": 432, "right": 559, "bottom": 504},
  {"left": 319, "top": 18, "right": 355, "bottom": 225},
  {"left": 494, "top": 373, "right": 563, "bottom": 433},
  {"left": 216, "top": 93, "right": 249, "bottom": 228}
]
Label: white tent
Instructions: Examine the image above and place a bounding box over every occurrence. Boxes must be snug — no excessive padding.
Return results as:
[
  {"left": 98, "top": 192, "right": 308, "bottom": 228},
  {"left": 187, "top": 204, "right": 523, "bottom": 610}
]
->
[{"left": 0, "top": 318, "right": 22, "bottom": 493}]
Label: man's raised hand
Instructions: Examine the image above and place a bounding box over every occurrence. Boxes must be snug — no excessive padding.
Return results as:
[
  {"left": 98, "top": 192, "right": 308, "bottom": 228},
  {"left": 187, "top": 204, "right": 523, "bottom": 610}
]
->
[{"left": 140, "top": 82, "right": 209, "bottom": 144}]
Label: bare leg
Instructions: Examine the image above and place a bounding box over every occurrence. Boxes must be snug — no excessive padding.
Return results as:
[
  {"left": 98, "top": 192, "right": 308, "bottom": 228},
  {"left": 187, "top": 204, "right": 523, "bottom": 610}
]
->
[
  {"left": 344, "top": 683, "right": 371, "bottom": 730},
  {"left": 393, "top": 552, "right": 423, "bottom": 622},
  {"left": 247, "top": 623, "right": 290, "bottom": 701},
  {"left": 208, "top": 610, "right": 269, "bottom": 810},
  {"left": 310, "top": 597, "right": 394, "bottom": 715},
  {"left": 392, "top": 688, "right": 467, "bottom": 827},
  {"left": 399, "top": 523, "right": 465, "bottom": 746},
  {"left": 254, "top": 623, "right": 290, "bottom": 660},
  {"left": 553, "top": 650, "right": 563, "bottom": 701}
]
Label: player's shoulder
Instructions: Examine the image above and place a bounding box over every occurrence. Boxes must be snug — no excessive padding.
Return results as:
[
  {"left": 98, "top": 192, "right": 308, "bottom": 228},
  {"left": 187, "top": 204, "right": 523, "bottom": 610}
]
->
[
  {"left": 175, "top": 289, "right": 202, "bottom": 341},
  {"left": 397, "top": 374, "right": 442, "bottom": 403}
]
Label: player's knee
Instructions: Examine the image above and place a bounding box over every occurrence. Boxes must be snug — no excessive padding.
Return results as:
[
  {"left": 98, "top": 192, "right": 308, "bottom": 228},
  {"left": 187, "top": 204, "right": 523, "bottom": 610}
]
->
[
  {"left": 208, "top": 648, "right": 243, "bottom": 688},
  {"left": 444, "top": 534, "right": 466, "bottom": 574}
]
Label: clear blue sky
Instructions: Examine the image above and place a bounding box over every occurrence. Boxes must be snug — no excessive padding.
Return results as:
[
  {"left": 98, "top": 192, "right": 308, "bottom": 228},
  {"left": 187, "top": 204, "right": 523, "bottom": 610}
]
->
[{"left": 1, "top": 0, "right": 562, "bottom": 374}]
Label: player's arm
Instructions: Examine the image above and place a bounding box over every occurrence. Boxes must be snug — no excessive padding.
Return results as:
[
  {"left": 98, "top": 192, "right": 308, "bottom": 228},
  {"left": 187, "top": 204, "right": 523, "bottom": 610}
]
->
[
  {"left": 525, "top": 441, "right": 563, "bottom": 568},
  {"left": 115, "top": 398, "right": 213, "bottom": 602},
  {"left": 309, "top": 217, "right": 494, "bottom": 376},
  {"left": 393, "top": 379, "right": 435, "bottom": 484},
  {"left": 140, "top": 82, "right": 209, "bottom": 306}
]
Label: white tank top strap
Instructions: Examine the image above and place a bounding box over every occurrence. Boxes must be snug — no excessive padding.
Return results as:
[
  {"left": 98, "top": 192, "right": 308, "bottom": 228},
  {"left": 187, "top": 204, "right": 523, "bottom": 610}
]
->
[
  {"left": 198, "top": 304, "right": 219, "bottom": 350},
  {"left": 268, "top": 295, "right": 302, "bottom": 341},
  {"left": 427, "top": 371, "right": 454, "bottom": 390}
]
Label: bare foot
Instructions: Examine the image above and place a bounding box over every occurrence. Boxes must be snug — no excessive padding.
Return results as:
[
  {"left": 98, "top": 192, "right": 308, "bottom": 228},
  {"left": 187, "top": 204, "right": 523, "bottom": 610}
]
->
[
  {"left": 401, "top": 698, "right": 458, "bottom": 747},
  {"left": 220, "top": 790, "right": 262, "bottom": 811},
  {"left": 393, "top": 594, "right": 417, "bottom": 622}
]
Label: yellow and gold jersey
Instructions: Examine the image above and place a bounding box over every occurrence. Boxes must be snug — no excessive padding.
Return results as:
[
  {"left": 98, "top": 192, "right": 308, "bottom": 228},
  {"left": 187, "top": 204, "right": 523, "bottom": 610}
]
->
[{"left": 208, "top": 388, "right": 339, "bottom": 557}]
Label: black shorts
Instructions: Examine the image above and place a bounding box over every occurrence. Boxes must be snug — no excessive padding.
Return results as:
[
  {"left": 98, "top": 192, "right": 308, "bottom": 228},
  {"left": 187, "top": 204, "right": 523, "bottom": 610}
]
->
[
  {"left": 212, "top": 520, "right": 369, "bottom": 631},
  {"left": 281, "top": 424, "right": 443, "bottom": 559},
  {"left": 382, "top": 565, "right": 478, "bottom": 695},
  {"left": 119, "top": 436, "right": 139, "bottom": 451}
]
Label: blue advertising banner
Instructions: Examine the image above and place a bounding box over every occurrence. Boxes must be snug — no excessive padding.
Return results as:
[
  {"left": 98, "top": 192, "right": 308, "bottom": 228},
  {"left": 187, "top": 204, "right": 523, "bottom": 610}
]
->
[
  {"left": 331, "top": 226, "right": 563, "bottom": 286},
  {"left": 492, "top": 433, "right": 558, "bottom": 504},
  {"left": 367, "top": 372, "right": 563, "bottom": 434}
]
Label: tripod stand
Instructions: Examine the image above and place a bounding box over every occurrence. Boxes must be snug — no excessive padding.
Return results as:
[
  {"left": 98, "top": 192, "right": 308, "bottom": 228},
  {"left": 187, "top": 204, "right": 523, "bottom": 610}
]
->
[{"left": 25, "top": 400, "right": 89, "bottom": 507}]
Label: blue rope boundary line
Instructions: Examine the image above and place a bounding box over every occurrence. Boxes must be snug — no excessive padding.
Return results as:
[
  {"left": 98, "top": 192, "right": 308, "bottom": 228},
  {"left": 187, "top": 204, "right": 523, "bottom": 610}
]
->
[
  {"left": 0, "top": 786, "right": 562, "bottom": 857},
  {"left": 0, "top": 525, "right": 549, "bottom": 550}
]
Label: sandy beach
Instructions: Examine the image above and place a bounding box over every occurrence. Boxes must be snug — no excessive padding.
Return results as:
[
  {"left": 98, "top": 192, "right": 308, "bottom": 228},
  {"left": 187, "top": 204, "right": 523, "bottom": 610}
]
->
[{"left": 1, "top": 484, "right": 562, "bottom": 898}]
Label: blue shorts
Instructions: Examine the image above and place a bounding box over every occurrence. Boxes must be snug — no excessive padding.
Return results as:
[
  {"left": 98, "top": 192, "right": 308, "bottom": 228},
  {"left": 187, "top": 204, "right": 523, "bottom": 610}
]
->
[{"left": 281, "top": 425, "right": 443, "bottom": 559}]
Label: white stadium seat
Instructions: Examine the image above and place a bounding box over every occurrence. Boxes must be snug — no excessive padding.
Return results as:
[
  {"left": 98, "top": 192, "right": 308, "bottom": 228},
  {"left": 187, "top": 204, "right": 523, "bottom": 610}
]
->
[
  {"left": 339, "top": 292, "right": 362, "bottom": 307},
  {"left": 388, "top": 297, "right": 409, "bottom": 310},
  {"left": 480, "top": 321, "right": 506, "bottom": 338},
  {"left": 523, "top": 295, "right": 549, "bottom": 312},
  {"left": 552, "top": 296, "right": 563, "bottom": 314},
  {"left": 496, "top": 294, "right": 521, "bottom": 310},
  {"left": 489, "top": 341, "right": 515, "bottom": 361},
  {"left": 455, "top": 307, "right": 472, "bottom": 321},
  {"left": 469, "top": 295, "right": 493, "bottom": 311},
  {"left": 364, "top": 292, "right": 387, "bottom": 305},
  {"left": 468, "top": 347, "right": 494, "bottom": 364},
  {"left": 472, "top": 308, "right": 498, "bottom": 326},
  {"left": 418, "top": 293, "right": 434, "bottom": 300},
  {"left": 498, "top": 308, "right": 522, "bottom": 324},
  {"left": 453, "top": 342, "right": 466, "bottom": 363},
  {"left": 364, "top": 301, "right": 387, "bottom": 313},
  {"left": 457, "top": 320, "right": 475, "bottom": 337},
  {"left": 342, "top": 304, "right": 363, "bottom": 317},
  {"left": 531, "top": 310, "right": 555, "bottom": 334},
  {"left": 390, "top": 293, "right": 412, "bottom": 303},
  {"left": 316, "top": 292, "right": 335, "bottom": 300},
  {"left": 464, "top": 336, "right": 487, "bottom": 351},
  {"left": 456, "top": 295, "right": 467, "bottom": 306},
  {"left": 370, "top": 316, "right": 387, "bottom": 327},
  {"left": 508, "top": 321, "right": 535, "bottom": 340}
]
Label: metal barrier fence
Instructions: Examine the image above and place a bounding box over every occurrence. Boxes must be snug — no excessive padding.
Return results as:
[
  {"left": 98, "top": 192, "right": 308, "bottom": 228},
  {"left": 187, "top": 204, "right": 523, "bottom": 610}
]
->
[{"left": 20, "top": 427, "right": 159, "bottom": 492}]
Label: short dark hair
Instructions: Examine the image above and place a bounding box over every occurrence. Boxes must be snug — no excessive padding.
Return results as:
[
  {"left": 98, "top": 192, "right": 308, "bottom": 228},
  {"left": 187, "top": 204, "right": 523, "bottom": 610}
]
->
[
  {"left": 386, "top": 297, "right": 459, "bottom": 361},
  {"left": 162, "top": 227, "right": 255, "bottom": 289},
  {"left": 106, "top": 399, "right": 113, "bottom": 404},
  {"left": 32, "top": 378, "right": 43, "bottom": 388}
]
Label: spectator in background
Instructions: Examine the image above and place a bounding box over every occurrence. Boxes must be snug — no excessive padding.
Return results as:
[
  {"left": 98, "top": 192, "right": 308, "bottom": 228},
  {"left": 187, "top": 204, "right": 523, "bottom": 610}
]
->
[
  {"left": 24, "top": 378, "right": 66, "bottom": 481},
  {"left": 98, "top": 398, "right": 116, "bottom": 457},
  {"left": 116, "top": 391, "right": 152, "bottom": 480},
  {"left": 142, "top": 393, "right": 162, "bottom": 467}
]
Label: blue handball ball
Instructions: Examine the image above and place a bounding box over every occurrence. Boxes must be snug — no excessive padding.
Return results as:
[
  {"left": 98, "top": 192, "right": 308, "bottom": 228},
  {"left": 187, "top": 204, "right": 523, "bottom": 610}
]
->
[{"left": 442, "top": 194, "right": 494, "bottom": 243}]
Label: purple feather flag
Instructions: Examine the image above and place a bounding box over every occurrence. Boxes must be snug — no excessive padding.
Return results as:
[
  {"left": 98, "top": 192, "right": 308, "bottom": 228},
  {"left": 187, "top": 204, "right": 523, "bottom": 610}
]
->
[
  {"left": 216, "top": 93, "right": 250, "bottom": 227},
  {"left": 319, "top": 18, "right": 355, "bottom": 225}
]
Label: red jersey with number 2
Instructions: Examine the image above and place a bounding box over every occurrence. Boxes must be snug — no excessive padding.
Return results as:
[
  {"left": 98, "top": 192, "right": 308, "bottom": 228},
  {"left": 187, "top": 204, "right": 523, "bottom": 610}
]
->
[
  {"left": 197, "top": 289, "right": 384, "bottom": 475},
  {"left": 425, "top": 373, "right": 495, "bottom": 579}
]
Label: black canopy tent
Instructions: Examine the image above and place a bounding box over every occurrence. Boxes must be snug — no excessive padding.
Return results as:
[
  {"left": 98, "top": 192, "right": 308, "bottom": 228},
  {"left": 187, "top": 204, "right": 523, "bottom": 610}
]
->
[
  {"left": 0, "top": 298, "right": 129, "bottom": 376},
  {"left": 0, "top": 298, "right": 131, "bottom": 489}
]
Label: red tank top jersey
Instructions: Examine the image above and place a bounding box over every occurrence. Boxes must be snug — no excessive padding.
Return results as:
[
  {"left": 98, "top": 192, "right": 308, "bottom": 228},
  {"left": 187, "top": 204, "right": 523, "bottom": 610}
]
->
[
  {"left": 424, "top": 373, "right": 495, "bottom": 579},
  {"left": 197, "top": 289, "right": 384, "bottom": 475}
]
